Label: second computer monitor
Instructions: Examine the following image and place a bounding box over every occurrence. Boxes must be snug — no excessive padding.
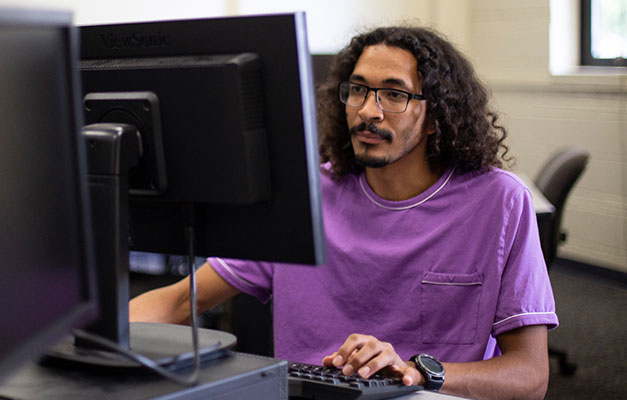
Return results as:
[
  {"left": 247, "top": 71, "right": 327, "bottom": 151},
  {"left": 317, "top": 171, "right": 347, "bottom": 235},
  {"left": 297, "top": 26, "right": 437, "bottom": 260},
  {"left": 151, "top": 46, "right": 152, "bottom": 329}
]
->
[{"left": 0, "top": 8, "right": 97, "bottom": 380}]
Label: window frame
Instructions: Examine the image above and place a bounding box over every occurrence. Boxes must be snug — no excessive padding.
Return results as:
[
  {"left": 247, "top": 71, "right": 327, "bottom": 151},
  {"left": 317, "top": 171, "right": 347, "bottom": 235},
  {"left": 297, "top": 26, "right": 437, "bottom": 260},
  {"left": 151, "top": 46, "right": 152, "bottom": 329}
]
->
[{"left": 580, "top": 0, "right": 627, "bottom": 67}]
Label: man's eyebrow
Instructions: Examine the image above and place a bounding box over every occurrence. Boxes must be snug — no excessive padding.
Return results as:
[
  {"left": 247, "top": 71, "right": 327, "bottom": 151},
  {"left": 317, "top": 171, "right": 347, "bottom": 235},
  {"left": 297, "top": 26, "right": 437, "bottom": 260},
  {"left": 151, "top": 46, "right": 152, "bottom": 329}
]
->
[
  {"left": 349, "top": 74, "right": 367, "bottom": 83},
  {"left": 381, "top": 78, "right": 413, "bottom": 91},
  {"left": 348, "top": 74, "right": 414, "bottom": 91}
]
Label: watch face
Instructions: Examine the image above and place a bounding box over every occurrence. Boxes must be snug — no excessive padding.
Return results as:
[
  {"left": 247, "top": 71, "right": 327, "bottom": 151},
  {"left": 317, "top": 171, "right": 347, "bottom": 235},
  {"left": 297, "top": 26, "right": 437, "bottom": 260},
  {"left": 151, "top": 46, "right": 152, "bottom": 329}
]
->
[{"left": 421, "top": 355, "right": 444, "bottom": 374}]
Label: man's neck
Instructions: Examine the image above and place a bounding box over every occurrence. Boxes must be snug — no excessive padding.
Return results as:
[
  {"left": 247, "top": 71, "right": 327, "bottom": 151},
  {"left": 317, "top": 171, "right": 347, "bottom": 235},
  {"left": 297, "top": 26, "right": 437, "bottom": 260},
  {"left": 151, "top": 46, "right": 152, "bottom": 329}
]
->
[{"left": 364, "top": 153, "right": 443, "bottom": 201}]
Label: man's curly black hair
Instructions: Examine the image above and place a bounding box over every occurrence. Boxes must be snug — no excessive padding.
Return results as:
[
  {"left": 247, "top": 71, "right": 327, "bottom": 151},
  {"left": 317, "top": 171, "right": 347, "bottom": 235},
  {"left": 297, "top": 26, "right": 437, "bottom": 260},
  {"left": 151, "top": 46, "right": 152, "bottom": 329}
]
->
[{"left": 317, "top": 26, "right": 511, "bottom": 178}]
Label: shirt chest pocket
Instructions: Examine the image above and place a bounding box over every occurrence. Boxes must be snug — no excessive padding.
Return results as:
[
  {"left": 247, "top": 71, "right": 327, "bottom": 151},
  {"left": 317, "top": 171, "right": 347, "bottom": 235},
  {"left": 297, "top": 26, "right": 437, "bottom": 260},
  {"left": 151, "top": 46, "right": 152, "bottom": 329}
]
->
[{"left": 420, "top": 271, "right": 484, "bottom": 345}]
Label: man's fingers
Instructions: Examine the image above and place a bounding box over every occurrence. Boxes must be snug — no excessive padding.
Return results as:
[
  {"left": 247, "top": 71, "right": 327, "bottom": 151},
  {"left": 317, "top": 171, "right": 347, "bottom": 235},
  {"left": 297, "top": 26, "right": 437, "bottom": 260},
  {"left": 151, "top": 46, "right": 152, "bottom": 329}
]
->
[
  {"left": 321, "top": 352, "right": 337, "bottom": 367},
  {"left": 323, "top": 334, "right": 409, "bottom": 380},
  {"left": 326, "top": 334, "right": 369, "bottom": 368},
  {"left": 346, "top": 340, "right": 398, "bottom": 378}
]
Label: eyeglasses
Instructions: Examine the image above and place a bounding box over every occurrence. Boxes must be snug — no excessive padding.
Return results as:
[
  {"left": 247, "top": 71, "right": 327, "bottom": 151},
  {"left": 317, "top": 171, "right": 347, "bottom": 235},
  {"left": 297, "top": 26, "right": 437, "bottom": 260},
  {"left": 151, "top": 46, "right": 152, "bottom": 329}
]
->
[{"left": 338, "top": 81, "right": 425, "bottom": 113}]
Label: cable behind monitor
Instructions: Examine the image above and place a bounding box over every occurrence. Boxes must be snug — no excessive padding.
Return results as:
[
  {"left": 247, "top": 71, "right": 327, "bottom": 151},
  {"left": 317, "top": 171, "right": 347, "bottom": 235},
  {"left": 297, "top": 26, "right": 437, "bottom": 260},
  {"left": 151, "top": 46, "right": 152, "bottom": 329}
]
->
[{"left": 73, "top": 228, "right": 201, "bottom": 386}]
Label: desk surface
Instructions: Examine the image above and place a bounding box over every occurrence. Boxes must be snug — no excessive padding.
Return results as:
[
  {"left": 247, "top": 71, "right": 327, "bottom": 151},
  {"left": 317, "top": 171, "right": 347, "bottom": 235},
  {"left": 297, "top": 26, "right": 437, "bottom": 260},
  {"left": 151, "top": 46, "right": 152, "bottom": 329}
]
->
[
  {"left": 0, "top": 353, "right": 470, "bottom": 400},
  {"left": 517, "top": 172, "right": 555, "bottom": 220},
  {"left": 401, "top": 391, "right": 469, "bottom": 399}
]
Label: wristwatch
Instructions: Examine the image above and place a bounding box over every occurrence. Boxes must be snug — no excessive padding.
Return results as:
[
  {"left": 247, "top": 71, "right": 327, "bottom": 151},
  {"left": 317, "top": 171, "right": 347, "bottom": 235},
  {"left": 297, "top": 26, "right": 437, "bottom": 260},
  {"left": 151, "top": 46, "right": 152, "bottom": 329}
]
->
[{"left": 409, "top": 353, "right": 445, "bottom": 392}]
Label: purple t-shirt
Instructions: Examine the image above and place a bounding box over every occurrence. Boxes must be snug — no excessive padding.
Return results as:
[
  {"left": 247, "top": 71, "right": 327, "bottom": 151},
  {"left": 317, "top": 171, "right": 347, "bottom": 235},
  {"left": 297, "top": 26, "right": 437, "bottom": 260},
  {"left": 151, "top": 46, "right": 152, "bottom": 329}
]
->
[{"left": 209, "top": 164, "right": 558, "bottom": 364}]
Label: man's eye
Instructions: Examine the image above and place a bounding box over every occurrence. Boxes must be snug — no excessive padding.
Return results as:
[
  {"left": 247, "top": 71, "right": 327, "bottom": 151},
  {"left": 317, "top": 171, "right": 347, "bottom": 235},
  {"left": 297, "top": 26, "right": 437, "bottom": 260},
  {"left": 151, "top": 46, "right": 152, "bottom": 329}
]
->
[
  {"left": 383, "top": 90, "right": 405, "bottom": 101},
  {"left": 350, "top": 85, "right": 366, "bottom": 94}
]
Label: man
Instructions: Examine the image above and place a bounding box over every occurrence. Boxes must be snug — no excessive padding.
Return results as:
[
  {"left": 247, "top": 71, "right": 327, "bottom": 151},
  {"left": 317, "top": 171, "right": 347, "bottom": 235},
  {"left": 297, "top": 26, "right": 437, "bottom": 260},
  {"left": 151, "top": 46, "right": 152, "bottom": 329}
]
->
[{"left": 131, "top": 26, "right": 558, "bottom": 399}]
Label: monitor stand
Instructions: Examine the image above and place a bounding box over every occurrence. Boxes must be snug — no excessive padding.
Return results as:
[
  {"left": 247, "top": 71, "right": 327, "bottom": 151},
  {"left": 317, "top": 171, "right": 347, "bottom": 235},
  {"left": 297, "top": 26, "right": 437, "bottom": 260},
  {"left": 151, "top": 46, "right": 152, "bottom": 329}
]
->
[
  {"left": 47, "top": 123, "right": 231, "bottom": 370},
  {"left": 47, "top": 322, "right": 236, "bottom": 370}
]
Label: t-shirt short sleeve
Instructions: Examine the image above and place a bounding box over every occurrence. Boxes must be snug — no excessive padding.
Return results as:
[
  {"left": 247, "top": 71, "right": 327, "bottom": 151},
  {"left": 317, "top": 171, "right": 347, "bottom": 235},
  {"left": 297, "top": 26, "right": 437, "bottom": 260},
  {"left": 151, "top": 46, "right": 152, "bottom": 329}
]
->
[
  {"left": 208, "top": 257, "right": 274, "bottom": 303},
  {"left": 492, "top": 188, "right": 559, "bottom": 337}
]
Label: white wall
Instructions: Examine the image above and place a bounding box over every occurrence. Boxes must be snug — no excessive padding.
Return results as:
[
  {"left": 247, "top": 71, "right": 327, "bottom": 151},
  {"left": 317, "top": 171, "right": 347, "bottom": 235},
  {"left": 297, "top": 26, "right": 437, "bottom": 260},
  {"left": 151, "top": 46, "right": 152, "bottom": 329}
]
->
[
  {"left": 470, "top": 0, "right": 627, "bottom": 272},
  {"left": 2, "top": 0, "right": 625, "bottom": 271},
  {"left": 0, "top": 0, "right": 232, "bottom": 23},
  {"left": 0, "top": 0, "right": 471, "bottom": 53}
]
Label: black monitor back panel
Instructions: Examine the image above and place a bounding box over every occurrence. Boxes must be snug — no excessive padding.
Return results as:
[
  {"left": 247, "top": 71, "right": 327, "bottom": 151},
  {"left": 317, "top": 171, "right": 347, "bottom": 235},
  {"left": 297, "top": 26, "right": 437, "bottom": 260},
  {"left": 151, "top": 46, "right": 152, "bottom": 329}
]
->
[{"left": 80, "top": 13, "right": 325, "bottom": 265}]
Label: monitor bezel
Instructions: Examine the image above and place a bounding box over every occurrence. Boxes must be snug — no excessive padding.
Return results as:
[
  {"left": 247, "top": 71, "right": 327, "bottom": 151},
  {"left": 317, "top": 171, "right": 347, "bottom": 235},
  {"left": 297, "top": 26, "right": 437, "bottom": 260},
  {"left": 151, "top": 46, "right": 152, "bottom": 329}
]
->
[{"left": 0, "top": 7, "right": 98, "bottom": 380}]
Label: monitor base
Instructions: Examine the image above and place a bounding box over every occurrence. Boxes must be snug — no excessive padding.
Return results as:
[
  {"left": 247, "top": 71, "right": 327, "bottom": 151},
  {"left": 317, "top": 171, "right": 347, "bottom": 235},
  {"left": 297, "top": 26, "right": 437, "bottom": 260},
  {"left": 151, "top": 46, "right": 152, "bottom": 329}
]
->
[{"left": 46, "top": 322, "right": 236, "bottom": 370}]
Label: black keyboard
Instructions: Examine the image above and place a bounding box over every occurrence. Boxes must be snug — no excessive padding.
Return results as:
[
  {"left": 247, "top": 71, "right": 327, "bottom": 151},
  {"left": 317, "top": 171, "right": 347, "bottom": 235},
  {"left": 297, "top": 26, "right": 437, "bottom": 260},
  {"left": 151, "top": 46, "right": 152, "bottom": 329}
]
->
[{"left": 288, "top": 362, "right": 421, "bottom": 400}]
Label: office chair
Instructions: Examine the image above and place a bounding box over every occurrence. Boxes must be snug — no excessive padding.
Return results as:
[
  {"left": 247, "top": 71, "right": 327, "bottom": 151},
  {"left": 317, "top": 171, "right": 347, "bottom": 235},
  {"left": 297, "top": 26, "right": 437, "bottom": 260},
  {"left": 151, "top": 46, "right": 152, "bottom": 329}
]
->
[{"left": 534, "top": 146, "right": 590, "bottom": 376}]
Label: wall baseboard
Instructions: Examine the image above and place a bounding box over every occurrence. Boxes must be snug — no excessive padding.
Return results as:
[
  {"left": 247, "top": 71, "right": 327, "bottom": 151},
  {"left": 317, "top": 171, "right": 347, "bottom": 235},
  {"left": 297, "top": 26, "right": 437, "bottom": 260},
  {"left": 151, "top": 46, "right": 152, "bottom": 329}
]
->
[{"left": 554, "top": 257, "right": 627, "bottom": 286}]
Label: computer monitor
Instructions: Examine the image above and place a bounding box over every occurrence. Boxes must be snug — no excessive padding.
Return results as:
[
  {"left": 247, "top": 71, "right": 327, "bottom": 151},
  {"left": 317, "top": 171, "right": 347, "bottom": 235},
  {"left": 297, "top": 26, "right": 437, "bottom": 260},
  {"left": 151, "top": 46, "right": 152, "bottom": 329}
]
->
[
  {"left": 0, "top": 8, "right": 97, "bottom": 381},
  {"left": 55, "top": 12, "right": 325, "bottom": 367},
  {"left": 80, "top": 12, "right": 325, "bottom": 264}
]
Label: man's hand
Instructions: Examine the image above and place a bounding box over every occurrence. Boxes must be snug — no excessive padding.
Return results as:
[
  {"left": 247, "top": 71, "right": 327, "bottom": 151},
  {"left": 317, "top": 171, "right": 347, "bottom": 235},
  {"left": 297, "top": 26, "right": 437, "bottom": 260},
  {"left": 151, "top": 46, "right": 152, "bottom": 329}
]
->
[
  {"left": 321, "top": 333, "right": 424, "bottom": 386},
  {"left": 321, "top": 326, "right": 550, "bottom": 398}
]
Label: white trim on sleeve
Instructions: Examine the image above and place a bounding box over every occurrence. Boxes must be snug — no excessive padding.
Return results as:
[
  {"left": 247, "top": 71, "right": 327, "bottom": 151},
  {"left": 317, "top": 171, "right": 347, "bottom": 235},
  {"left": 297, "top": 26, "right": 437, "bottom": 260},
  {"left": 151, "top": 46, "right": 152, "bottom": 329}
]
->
[
  {"left": 493, "top": 311, "right": 557, "bottom": 327},
  {"left": 213, "top": 257, "right": 256, "bottom": 288}
]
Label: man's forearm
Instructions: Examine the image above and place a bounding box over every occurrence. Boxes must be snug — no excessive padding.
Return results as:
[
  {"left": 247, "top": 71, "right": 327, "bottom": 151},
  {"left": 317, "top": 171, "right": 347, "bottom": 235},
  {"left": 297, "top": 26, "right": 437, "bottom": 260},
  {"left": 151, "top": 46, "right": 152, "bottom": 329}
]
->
[
  {"left": 441, "top": 351, "right": 548, "bottom": 399},
  {"left": 129, "top": 262, "right": 241, "bottom": 325},
  {"left": 129, "top": 280, "right": 192, "bottom": 324},
  {"left": 438, "top": 326, "right": 549, "bottom": 400}
]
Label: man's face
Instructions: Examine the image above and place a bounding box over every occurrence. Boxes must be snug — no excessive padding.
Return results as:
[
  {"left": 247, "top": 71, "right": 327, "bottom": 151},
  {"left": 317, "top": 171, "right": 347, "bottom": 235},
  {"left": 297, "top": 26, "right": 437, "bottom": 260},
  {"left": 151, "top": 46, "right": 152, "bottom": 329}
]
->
[{"left": 346, "top": 44, "right": 432, "bottom": 169}]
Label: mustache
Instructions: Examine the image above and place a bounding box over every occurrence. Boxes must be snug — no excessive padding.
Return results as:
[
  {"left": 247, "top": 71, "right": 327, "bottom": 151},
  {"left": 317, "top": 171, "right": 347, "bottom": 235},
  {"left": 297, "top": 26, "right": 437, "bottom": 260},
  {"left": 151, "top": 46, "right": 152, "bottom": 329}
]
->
[{"left": 349, "top": 123, "right": 393, "bottom": 143}]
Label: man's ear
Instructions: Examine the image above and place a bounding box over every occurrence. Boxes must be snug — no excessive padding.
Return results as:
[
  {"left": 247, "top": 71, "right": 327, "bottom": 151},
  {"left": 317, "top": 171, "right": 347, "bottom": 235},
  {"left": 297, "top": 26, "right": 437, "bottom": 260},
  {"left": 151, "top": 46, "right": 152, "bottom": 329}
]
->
[{"left": 425, "top": 118, "right": 436, "bottom": 135}]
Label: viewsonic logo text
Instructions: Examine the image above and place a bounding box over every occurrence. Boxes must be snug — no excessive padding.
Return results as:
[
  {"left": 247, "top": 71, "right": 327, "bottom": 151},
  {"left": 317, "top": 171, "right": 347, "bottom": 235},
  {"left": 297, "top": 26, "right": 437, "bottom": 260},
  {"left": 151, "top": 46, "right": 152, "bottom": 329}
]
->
[{"left": 100, "top": 31, "right": 171, "bottom": 50}]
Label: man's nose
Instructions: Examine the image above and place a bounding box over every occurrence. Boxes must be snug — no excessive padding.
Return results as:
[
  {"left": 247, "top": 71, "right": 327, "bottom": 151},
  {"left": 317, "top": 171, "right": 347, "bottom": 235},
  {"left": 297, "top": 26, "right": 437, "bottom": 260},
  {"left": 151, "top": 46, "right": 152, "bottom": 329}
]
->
[{"left": 358, "top": 91, "right": 383, "bottom": 121}]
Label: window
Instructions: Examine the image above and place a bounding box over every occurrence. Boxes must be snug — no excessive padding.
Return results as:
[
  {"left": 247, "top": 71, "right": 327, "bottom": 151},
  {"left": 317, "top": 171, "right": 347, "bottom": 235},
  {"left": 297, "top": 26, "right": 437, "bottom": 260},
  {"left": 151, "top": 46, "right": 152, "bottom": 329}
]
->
[{"left": 581, "top": 0, "right": 627, "bottom": 66}]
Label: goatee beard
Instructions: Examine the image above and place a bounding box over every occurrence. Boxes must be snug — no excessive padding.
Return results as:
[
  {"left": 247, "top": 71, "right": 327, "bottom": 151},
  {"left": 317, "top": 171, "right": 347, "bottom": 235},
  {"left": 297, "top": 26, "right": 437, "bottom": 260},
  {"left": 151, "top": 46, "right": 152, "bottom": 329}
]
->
[
  {"left": 350, "top": 123, "right": 394, "bottom": 168},
  {"left": 354, "top": 153, "right": 391, "bottom": 168}
]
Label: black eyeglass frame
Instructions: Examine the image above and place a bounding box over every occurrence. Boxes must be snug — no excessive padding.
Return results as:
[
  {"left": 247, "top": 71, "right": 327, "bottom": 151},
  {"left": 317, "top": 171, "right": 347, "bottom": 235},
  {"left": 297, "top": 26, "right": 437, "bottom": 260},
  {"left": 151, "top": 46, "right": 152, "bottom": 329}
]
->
[{"left": 338, "top": 81, "right": 426, "bottom": 113}]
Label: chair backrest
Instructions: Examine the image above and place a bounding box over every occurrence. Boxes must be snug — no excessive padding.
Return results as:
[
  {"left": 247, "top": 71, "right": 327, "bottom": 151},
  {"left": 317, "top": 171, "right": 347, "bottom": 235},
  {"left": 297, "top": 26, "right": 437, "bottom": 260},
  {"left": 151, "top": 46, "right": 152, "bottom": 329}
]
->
[{"left": 534, "top": 147, "right": 589, "bottom": 267}]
